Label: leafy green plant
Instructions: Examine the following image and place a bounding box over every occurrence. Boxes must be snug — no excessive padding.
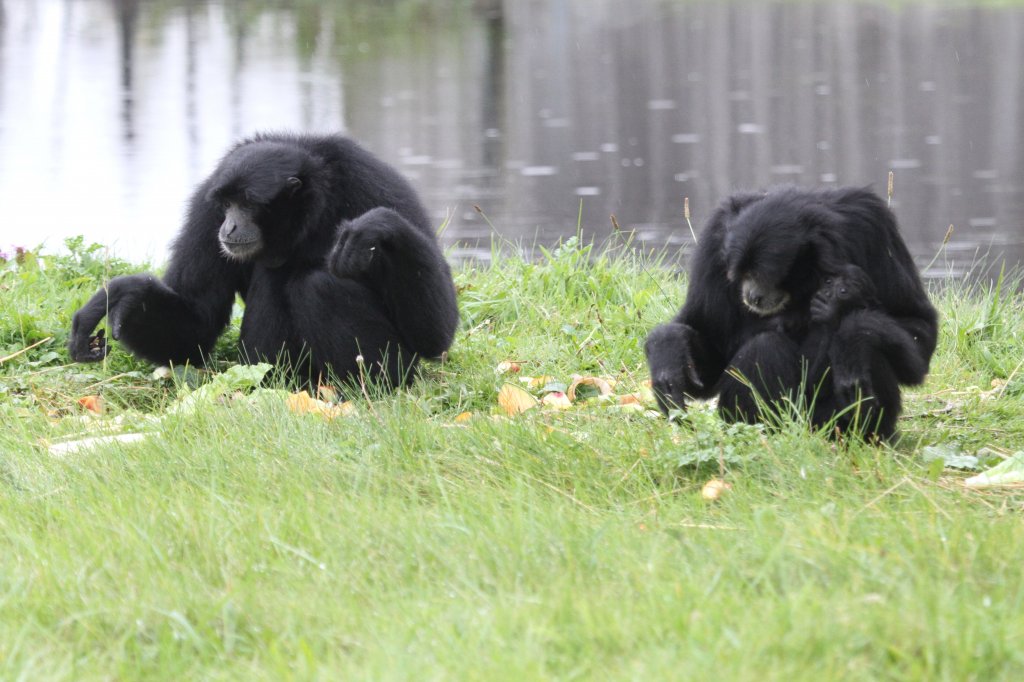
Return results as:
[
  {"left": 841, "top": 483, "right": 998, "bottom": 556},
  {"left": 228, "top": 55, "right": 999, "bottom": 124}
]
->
[{"left": 657, "top": 405, "right": 766, "bottom": 470}]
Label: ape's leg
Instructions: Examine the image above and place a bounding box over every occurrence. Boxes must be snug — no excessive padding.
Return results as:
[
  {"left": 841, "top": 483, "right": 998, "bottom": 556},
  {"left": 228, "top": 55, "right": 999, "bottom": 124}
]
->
[
  {"left": 718, "top": 331, "right": 801, "bottom": 424},
  {"left": 240, "top": 268, "right": 417, "bottom": 390},
  {"left": 821, "top": 309, "right": 933, "bottom": 440},
  {"left": 817, "top": 352, "right": 902, "bottom": 441},
  {"left": 329, "top": 207, "right": 458, "bottom": 360}
]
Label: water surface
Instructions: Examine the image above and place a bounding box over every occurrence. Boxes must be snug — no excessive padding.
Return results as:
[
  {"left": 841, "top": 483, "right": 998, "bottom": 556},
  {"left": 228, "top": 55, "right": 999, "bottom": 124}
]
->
[{"left": 1, "top": 0, "right": 1022, "bottom": 277}]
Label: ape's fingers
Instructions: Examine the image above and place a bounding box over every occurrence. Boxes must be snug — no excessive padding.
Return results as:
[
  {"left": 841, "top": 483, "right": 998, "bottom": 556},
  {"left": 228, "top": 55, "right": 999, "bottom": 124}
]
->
[
  {"left": 652, "top": 376, "right": 687, "bottom": 416},
  {"left": 86, "top": 331, "right": 109, "bottom": 361},
  {"left": 329, "top": 238, "right": 375, "bottom": 279},
  {"left": 67, "top": 289, "right": 112, "bottom": 362},
  {"left": 834, "top": 372, "right": 874, "bottom": 409},
  {"left": 810, "top": 296, "right": 830, "bottom": 322},
  {"left": 68, "top": 330, "right": 108, "bottom": 362}
]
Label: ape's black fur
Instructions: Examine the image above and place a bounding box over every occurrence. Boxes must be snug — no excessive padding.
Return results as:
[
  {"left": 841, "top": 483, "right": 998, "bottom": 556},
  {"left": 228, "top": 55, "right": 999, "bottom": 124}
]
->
[
  {"left": 645, "top": 186, "right": 937, "bottom": 440},
  {"left": 69, "top": 133, "right": 459, "bottom": 389}
]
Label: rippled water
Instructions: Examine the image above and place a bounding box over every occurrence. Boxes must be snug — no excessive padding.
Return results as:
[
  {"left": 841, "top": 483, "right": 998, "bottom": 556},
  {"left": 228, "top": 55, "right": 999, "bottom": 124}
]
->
[{"left": 1, "top": 0, "right": 1022, "bottom": 277}]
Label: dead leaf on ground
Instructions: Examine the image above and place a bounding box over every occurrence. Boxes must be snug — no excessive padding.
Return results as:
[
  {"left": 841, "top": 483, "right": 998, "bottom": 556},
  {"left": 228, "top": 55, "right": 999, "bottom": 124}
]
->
[
  {"left": 521, "top": 375, "right": 557, "bottom": 389},
  {"left": 77, "top": 395, "right": 104, "bottom": 414},
  {"left": 454, "top": 411, "right": 473, "bottom": 424},
  {"left": 497, "top": 383, "right": 538, "bottom": 416},
  {"left": 317, "top": 384, "right": 339, "bottom": 403},
  {"left": 701, "top": 478, "right": 732, "bottom": 501},
  {"left": 286, "top": 391, "right": 355, "bottom": 420}
]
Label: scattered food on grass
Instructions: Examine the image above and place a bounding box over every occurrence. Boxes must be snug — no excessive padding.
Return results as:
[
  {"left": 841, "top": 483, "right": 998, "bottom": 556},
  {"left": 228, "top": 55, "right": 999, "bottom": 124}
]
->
[
  {"left": 76, "top": 394, "right": 104, "bottom": 414},
  {"left": 285, "top": 391, "right": 355, "bottom": 420},
  {"left": 498, "top": 383, "right": 538, "bottom": 416},
  {"left": 317, "top": 384, "right": 339, "bottom": 403},
  {"left": 541, "top": 391, "right": 573, "bottom": 409},
  {"left": 701, "top": 478, "right": 732, "bottom": 501},
  {"left": 965, "top": 451, "right": 1024, "bottom": 488},
  {"left": 496, "top": 360, "right": 524, "bottom": 374},
  {"left": 522, "top": 375, "right": 556, "bottom": 389},
  {"left": 497, "top": 370, "right": 654, "bottom": 416},
  {"left": 567, "top": 375, "right": 615, "bottom": 401}
]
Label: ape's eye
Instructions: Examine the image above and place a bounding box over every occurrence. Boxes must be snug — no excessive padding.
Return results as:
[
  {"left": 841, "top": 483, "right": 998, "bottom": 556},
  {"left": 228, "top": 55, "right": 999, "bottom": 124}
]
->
[
  {"left": 823, "top": 277, "right": 833, "bottom": 285},
  {"left": 839, "top": 287, "right": 848, "bottom": 295}
]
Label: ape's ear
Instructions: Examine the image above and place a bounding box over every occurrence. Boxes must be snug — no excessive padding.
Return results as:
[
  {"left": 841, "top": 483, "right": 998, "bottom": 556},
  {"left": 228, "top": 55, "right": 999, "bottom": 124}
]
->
[
  {"left": 727, "top": 191, "right": 766, "bottom": 215},
  {"left": 205, "top": 183, "right": 229, "bottom": 205},
  {"left": 286, "top": 177, "right": 303, "bottom": 196}
]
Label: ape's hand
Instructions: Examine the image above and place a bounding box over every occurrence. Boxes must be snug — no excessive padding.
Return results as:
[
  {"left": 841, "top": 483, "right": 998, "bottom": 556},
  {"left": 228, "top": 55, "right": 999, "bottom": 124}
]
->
[{"left": 645, "top": 322, "right": 705, "bottom": 416}]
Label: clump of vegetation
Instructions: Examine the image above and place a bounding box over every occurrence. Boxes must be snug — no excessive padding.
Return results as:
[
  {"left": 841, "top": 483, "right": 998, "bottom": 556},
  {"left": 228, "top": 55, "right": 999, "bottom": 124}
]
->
[{"left": 1, "top": 237, "right": 1023, "bottom": 680}]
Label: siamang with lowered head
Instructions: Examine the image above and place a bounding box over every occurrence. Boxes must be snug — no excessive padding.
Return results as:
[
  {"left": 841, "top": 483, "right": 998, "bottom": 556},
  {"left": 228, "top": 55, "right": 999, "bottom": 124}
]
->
[
  {"left": 68, "top": 133, "right": 459, "bottom": 389},
  {"left": 644, "top": 186, "right": 937, "bottom": 440}
]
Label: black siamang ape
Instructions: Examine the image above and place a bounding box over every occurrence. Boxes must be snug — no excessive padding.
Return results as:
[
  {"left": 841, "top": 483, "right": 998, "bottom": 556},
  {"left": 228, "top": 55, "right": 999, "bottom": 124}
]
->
[
  {"left": 645, "top": 186, "right": 937, "bottom": 440},
  {"left": 68, "top": 133, "right": 459, "bottom": 389}
]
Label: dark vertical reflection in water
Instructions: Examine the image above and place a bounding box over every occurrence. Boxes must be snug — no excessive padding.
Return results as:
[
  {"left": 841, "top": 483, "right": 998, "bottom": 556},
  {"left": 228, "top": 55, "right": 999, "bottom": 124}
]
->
[
  {"left": 49, "top": 1, "right": 75, "bottom": 170},
  {"left": 113, "top": 0, "right": 137, "bottom": 143},
  {"left": 479, "top": 0, "right": 504, "bottom": 181},
  {"left": 184, "top": 0, "right": 199, "bottom": 173},
  {"left": 227, "top": 5, "right": 247, "bottom": 139},
  {"left": 0, "top": 2, "right": 4, "bottom": 147}
]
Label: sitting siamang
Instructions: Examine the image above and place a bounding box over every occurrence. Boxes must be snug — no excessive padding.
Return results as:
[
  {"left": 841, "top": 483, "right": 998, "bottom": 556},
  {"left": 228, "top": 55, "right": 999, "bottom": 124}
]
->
[
  {"left": 69, "top": 132, "right": 459, "bottom": 389},
  {"left": 645, "top": 186, "right": 937, "bottom": 440}
]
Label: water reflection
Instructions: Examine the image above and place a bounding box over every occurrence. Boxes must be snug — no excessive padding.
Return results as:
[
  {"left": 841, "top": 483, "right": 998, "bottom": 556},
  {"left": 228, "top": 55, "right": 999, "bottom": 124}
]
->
[{"left": 0, "top": 0, "right": 1021, "bottom": 276}]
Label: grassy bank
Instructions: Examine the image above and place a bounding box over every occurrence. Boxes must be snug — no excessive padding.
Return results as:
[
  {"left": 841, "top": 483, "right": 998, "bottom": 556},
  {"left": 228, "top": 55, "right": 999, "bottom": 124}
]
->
[{"left": 2, "top": 238, "right": 1023, "bottom": 680}]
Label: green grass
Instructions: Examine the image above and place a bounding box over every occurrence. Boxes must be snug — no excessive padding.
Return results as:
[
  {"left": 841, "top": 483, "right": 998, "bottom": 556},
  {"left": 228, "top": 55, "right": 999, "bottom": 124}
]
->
[{"left": 2, "top": 237, "right": 1024, "bottom": 680}]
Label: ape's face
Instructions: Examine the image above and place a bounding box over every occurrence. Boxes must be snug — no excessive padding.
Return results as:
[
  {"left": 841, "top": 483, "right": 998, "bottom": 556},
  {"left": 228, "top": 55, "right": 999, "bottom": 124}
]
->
[
  {"left": 212, "top": 176, "right": 303, "bottom": 263},
  {"left": 722, "top": 197, "right": 822, "bottom": 317},
  {"left": 216, "top": 203, "right": 265, "bottom": 261},
  {"left": 206, "top": 141, "right": 315, "bottom": 265}
]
